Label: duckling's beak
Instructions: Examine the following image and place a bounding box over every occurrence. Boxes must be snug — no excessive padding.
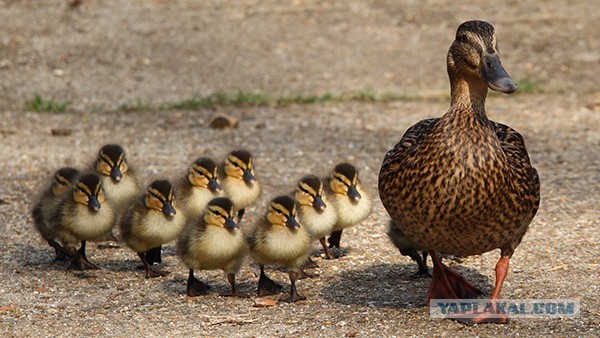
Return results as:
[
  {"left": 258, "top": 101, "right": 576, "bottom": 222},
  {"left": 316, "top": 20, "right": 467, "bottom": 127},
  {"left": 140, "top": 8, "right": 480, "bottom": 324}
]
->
[
  {"left": 243, "top": 169, "right": 257, "bottom": 184},
  {"left": 225, "top": 217, "right": 239, "bottom": 231},
  {"left": 110, "top": 166, "right": 122, "bottom": 182},
  {"left": 162, "top": 202, "right": 176, "bottom": 217},
  {"left": 208, "top": 178, "right": 222, "bottom": 193},
  {"left": 286, "top": 216, "right": 300, "bottom": 230},
  {"left": 481, "top": 53, "right": 517, "bottom": 94},
  {"left": 347, "top": 185, "right": 361, "bottom": 202},
  {"left": 88, "top": 196, "right": 101, "bottom": 212},
  {"left": 312, "top": 195, "right": 327, "bottom": 211}
]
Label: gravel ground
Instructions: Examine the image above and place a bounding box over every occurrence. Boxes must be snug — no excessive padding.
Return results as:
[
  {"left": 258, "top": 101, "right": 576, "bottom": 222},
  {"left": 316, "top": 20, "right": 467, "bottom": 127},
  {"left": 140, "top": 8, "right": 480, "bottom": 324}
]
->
[{"left": 1, "top": 1, "right": 599, "bottom": 337}]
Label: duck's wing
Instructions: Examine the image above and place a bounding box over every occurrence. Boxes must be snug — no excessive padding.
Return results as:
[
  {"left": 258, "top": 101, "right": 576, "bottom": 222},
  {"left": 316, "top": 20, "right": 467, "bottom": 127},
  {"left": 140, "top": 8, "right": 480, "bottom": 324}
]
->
[
  {"left": 490, "top": 121, "right": 541, "bottom": 251},
  {"left": 380, "top": 117, "right": 440, "bottom": 172}
]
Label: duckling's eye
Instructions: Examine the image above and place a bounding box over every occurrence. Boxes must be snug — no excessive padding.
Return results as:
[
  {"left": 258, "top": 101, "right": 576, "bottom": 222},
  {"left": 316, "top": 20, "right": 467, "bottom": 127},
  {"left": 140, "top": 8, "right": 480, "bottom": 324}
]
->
[{"left": 335, "top": 177, "right": 344, "bottom": 183}]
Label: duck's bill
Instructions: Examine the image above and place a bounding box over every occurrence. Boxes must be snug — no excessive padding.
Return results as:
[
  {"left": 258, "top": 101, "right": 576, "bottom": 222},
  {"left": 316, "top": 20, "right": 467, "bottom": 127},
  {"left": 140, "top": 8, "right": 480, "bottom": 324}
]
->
[
  {"left": 481, "top": 54, "right": 518, "bottom": 94},
  {"left": 225, "top": 217, "right": 239, "bottom": 230}
]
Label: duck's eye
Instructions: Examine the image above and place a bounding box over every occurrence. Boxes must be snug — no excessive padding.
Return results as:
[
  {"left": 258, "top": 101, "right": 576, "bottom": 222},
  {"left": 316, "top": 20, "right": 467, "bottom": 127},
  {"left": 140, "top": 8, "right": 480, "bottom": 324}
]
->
[{"left": 458, "top": 33, "right": 468, "bottom": 43}]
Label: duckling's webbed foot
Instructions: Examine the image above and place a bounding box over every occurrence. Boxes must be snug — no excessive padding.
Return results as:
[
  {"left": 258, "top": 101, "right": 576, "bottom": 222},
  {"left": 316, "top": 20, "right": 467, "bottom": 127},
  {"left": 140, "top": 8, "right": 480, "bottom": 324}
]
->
[
  {"left": 280, "top": 271, "right": 306, "bottom": 303},
  {"left": 319, "top": 238, "right": 336, "bottom": 260},
  {"left": 67, "top": 250, "right": 98, "bottom": 270},
  {"left": 138, "top": 252, "right": 168, "bottom": 279},
  {"left": 186, "top": 270, "right": 211, "bottom": 296},
  {"left": 327, "top": 230, "right": 343, "bottom": 249},
  {"left": 221, "top": 273, "right": 247, "bottom": 297},
  {"left": 400, "top": 248, "right": 431, "bottom": 278},
  {"left": 304, "top": 257, "right": 319, "bottom": 269},
  {"left": 145, "top": 246, "right": 162, "bottom": 265},
  {"left": 49, "top": 239, "right": 70, "bottom": 262},
  {"left": 257, "top": 265, "right": 283, "bottom": 296}
]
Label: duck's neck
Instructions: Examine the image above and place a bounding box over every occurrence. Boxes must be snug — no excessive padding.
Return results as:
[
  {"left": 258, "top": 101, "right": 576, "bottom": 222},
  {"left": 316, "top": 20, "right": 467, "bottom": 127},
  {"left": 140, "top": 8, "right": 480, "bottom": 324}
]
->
[{"left": 447, "top": 75, "right": 490, "bottom": 125}]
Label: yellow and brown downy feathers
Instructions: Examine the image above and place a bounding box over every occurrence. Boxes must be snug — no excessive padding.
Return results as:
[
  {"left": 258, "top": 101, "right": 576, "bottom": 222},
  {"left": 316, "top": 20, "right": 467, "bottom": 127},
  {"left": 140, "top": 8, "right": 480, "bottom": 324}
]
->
[
  {"left": 93, "top": 144, "right": 140, "bottom": 214},
  {"left": 221, "top": 149, "right": 261, "bottom": 221},
  {"left": 49, "top": 173, "right": 115, "bottom": 270},
  {"left": 178, "top": 157, "right": 223, "bottom": 221},
  {"left": 378, "top": 20, "right": 540, "bottom": 324},
  {"left": 120, "top": 180, "right": 185, "bottom": 278},
  {"left": 32, "top": 167, "right": 80, "bottom": 261},
  {"left": 325, "top": 163, "right": 372, "bottom": 250},
  {"left": 177, "top": 197, "right": 246, "bottom": 296},
  {"left": 248, "top": 195, "right": 311, "bottom": 302},
  {"left": 294, "top": 175, "right": 338, "bottom": 259}
]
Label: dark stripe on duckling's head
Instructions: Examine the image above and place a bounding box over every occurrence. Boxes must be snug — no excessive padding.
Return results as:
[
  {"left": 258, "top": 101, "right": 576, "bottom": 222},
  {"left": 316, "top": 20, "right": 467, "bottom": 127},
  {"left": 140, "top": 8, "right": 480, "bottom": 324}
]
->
[
  {"left": 55, "top": 167, "right": 80, "bottom": 185},
  {"left": 76, "top": 173, "right": 103, "bottom": 211},
  {"left": 99, "top": 144, "right": 126, "bottom": 165},
  {"left": 228, "top": 149, "right": 253, "bottom": 165},
  {"left": 207, "top": 197, "right": 235, "bottom": 215},
  {"left": 206, "top": 197, "right": 237, "bottom": 230},
  {"left": 297, "top": 175, "right": 326, "bottom": 210},
  {"left": 333, "top": 163, "right": 358, "bottom": 183},
  {"left": 193, "top": 157, "right": 218, "bottom": 175},
  {"left": 147, "top": 180, "right": 176, "bottom": 216}
]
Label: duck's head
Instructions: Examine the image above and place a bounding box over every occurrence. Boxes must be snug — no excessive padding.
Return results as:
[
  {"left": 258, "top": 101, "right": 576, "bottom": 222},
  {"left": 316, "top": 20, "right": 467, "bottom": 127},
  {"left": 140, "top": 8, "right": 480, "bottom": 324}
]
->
[
  {"left": 145, "top": 180, "right": 176, "bottom": 217},
  {"left": 224, "top": 149, "right": 257, "bottom": 186},
  {"left": 51, "top": 167, "right": 80, "bottom": 197},
  {"left": 73, "top": 173, "right": 105, "bottom": 212},
  {"left": 267, "top": 196, "right": 300, "bottom": 230},
  {"left": 447, "top": 20, "right": 517, "bottom": 94},
  {"left": 295, "top": 175, "right": 327, "bottom": 211},
  {"left": 188, "top": 157, "right": 222, "bottom": 193},
  {"left": 204, "top": 197, "right": 238, "bottom": 231},
  {"left": 329, "top": 163, "right": 361, "bottom": 202},
  {"left": 95, "top": 144, "right": 130, "bottom": 183}
]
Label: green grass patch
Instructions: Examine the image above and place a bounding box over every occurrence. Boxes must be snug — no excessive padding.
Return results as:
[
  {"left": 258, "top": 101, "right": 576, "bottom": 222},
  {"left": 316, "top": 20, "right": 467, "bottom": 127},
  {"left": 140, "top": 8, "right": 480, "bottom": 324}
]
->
[
  {"left": 117, "top": 89, "right": 419, "bottom": 112},
  {"left": 24, "top": 95, "right": 71, "bottom": 113},
  {"left": 516, "top": 79, "right": 544, "bottom": 94}
]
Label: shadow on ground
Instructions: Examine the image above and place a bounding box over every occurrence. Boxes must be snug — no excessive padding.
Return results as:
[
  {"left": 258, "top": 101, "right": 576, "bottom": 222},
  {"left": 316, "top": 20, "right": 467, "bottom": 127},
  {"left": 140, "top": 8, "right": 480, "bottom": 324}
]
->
[{"left": 320, "top": 262, "right": 492, "bottom": 309}]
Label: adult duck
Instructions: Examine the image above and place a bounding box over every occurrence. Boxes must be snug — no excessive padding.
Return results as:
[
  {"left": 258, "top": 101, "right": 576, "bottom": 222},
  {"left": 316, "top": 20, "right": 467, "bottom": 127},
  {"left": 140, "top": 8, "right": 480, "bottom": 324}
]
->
[{"left": 378, "top": 20, "right": 540, "bottom": 324}]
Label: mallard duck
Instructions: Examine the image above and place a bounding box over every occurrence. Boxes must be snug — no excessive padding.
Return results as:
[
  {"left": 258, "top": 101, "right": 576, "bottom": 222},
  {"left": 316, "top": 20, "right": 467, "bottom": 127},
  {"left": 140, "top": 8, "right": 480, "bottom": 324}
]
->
[
  {"left": 49, "top": 173, "right": 116, "bottom": 270},
  {"left": 32, "top": 167, "right": 80, "bottom": 262},
  {"left": 387, "top": 220, "right": 429, "bottom": 278},
  {"left": 177, "top": 197, "right": 246, "bottom": 296},
  {"left": 119, "top": 180, "right": 185, "bottom": 278},
  {"left": 378, "top": 20, "right": 540, "bottom": 324},
  {"left": 248, "top": 195, "right": 311, "bottom": 302},
  {"left": 325, "top": 163, "right": 372, "bottom": 254},
  {"left": 93, "top": 144, "right": 140, "bottom": 216},
  {"left": 294, "top": 175, "right": 338, "bottom": 260},
  {"left": 178, "top": 157, "right": 223, "bottom": 221},
  {"left": 221, "top": 149, "right": 260, "bottom": 221}
]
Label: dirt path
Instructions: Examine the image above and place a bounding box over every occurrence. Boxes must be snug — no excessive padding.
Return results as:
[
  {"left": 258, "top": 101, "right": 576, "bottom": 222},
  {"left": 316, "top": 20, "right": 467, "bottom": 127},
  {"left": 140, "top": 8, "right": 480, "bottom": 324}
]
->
[{"left": 1, "top": 1, "right": 599, "bottom": 337}]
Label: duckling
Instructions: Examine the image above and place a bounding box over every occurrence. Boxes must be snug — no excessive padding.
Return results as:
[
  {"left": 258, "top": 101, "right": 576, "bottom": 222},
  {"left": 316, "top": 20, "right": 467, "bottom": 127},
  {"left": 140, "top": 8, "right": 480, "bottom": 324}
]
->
[
  {"left": 178, "top": 157, "right": 223, "bottom": 221},
  {"left": 248, "top": 196, "right": 312, "bottom": 302},
  {"left": 93, "top": 144, "right": 140, "bottom": 216},
  {"left": 177, "top": 197, "right": 246, "bottom": 297},
  {"left": 49, "top": 173, "right": 116, "bottom": 270},
  {"left": 387, "top": 220, "right": 430, "bottom": 278},
  {"left": 221, "top": 149, "right": 260, "bottom": 221},
  {"left": 294, "top": 175, "right": 338, "bottom": 260},
  {"left": 120, "top": 180, "right": 186, "bottom": 278},
  {"left": 378, "top": 21, "right": 540, "bottom": 324},
  {"left": 32, "top": 167, "right": 80, "bottom": 261},
  {"left": 325, "top": 163, "right": 372, "bottom": 253}
]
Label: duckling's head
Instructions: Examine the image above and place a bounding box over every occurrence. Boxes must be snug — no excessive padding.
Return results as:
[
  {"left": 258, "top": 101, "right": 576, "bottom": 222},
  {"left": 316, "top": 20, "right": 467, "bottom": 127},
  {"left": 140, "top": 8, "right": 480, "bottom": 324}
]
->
[
  {"left": 73, "top": 173, "right": 105, "bottom": 212},
  {"left": 51, "top": 167, "right": 80, "bottom": 196},
  {"left": 295, "top": 175, "right": 326, "bottom": 211},
  {"left": 204, "top": 197, "right": 238, "bottom": 231},
  {"left": 224, "top": 150, "right": 257, "bottom": 186},
  {"left": 95, "top": 144, "right": 130, "bottom": 183},
  {"left": 145, "top": 180, "right": 176, "bottom": 217},
  {"left": 267, "top": 196, "right": 300, "bottom": 230},
  {"left": 188, "top": 157, "right": 222, "bottom": 193},
  {"left": 329, "top": 163, "right": 361, "bottom": 202},
  {"left": 447, "top": 20, "right": 517, "bottom": 94}
]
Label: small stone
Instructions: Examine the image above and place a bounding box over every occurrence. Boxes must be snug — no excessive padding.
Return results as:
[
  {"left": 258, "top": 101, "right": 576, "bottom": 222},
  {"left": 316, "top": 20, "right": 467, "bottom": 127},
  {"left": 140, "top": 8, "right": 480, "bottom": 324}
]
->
[
  {"left": 53, "top": 69, "right": 64, "bottom": 77},
  {"left": 51, "top": 128, "right": 72, "bottom": 136},
  {"left": 253, "top": 298, "right": 277, "bottom": 307},
  {"left": 210, "top": 114, "right": 239, "bottom": 129}
]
